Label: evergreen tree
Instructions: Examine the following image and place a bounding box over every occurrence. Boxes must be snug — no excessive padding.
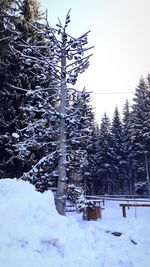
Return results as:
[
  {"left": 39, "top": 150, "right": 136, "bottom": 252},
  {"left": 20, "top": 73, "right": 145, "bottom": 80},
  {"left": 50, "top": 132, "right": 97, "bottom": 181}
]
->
[
  {"left": 84, "top": 124, "right": 98, "bottom": 195},
  {"left": 111, "top": 107, "right": 125, "bottom": 194},
  {"left": 22, "top": 0, "right": 41, "bottom": 22},
  {"left": 130, "top": 77, "right": 150, "bottom": 194},
  {"left": 66, "top": 90, "right": 96, "bottom": 194},
  {"left": 122, "top": 99, "right": 133, "bottom": 193},
  {"left": 89, "top": 124, "right": 102, "bottom": 195},
  {"left": 16, "top": 89, "right": 60, "bottom": 192},
  {"left": 143, "top": 75, "right": 150, "bottom": 153},
  {"left": 96, "top": 113, "right": 114, "bottom": 194},
  {"left": 0, "top": 0, "right": 57, "bottom": 179},
  {"left": 0, "top": 0, "right": 25, "bottom": 177}
]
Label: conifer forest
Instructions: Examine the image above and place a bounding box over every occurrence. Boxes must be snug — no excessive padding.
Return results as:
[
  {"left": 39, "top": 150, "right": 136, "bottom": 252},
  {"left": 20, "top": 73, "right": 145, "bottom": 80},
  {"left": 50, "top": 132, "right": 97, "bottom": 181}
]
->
[{"left": 1, "top": 1, "right": 150, "bottom": 214}]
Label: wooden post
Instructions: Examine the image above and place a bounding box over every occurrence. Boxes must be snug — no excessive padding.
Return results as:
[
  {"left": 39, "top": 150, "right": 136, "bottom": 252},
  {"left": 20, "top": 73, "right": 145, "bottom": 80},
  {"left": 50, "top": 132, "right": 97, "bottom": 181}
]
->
[
  {"left": 145, "top": 151, "right": 150, "bottom": 197},
  {"left": 122, "top": 205, "right": 126, "bottom": 217}
]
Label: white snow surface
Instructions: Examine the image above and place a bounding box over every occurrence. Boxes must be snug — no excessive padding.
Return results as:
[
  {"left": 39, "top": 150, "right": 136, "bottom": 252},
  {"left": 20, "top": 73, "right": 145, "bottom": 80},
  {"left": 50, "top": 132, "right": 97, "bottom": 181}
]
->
[{"left": 0, "top": 179, "right": 150, "bottom": 267}]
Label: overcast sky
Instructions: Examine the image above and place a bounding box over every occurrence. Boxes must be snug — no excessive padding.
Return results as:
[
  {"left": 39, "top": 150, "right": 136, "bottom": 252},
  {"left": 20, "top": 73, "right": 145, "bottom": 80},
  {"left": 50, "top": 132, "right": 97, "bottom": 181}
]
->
[{"left": 41, "top": 0, "right": 150, "bottom": 122}]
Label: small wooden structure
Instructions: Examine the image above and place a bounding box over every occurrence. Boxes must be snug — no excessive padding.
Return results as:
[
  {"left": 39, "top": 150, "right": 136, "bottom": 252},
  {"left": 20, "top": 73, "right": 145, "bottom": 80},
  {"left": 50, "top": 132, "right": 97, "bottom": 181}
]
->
[
  {"left": 119, "top": 203, "right": 150, "bottom": 218},
  {"left": 83, "top": 201, "right": 102, "bottom": 221}
]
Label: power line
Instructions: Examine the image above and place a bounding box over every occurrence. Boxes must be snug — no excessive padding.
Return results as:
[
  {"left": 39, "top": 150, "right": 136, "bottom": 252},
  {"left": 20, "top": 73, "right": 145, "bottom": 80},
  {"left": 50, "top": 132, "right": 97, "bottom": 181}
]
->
[{"left": 91, "top": 91, "right": 133, "bottom": 95}]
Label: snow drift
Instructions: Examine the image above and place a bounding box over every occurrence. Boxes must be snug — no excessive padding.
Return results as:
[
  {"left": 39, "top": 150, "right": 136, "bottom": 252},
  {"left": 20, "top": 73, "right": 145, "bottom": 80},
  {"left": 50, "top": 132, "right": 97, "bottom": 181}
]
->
[{"left": 0, "top": 178, "right": 150, "bottom": 267}]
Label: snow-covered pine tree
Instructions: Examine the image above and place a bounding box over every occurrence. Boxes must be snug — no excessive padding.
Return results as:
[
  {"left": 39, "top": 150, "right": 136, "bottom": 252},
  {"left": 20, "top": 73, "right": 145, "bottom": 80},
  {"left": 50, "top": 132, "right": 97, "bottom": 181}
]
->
[
  {"left": 0, "top": 0, "right": 59, "bottom": 183},
  {"left": 84, "top": 122, "right": 98, "bottom": 195},
  {"left": 16, "top": 89, "right": 60, "bottom": 192},
  {"left": 89, "top": 124, "right": 101, "bottom": 195},
  {"left": 0, "top": 0, "right": 26, "bottom": 178},
  {"left": 13, "top": 1, "right": 61, "bottom": 192},
  {"left": 66, "top": 89, "right": 96, "bottom": 195},
  {"left": 96, "top": 113, "right": 114, "bottom": 194},
  {"left": 111, "top": 107, "right": 126, "bottom": 194},
  {"left": 130, "top": 77, "right": 150, "bottom": 195},
  {"left": 143, "top": 75, "right": 150, "bottom": 153},
  {"left": 122, "top": 99, "right": 133, "bottom": 194}
]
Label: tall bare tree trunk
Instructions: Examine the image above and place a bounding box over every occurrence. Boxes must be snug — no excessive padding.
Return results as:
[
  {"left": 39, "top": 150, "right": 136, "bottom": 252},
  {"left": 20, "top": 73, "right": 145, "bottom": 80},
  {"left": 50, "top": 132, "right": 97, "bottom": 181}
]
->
[
  {"left": 56, "top": 35, "right": 67, "bottom": 215},
  {"left": 51, "top": 10, "right": 93, "bottom": 215}
]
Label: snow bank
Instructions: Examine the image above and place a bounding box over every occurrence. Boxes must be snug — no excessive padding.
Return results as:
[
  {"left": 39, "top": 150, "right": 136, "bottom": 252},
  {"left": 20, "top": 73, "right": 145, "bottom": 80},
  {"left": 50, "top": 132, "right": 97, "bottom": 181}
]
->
[{"left": 0, "top": 179, "right": 150, "bottom": 267}]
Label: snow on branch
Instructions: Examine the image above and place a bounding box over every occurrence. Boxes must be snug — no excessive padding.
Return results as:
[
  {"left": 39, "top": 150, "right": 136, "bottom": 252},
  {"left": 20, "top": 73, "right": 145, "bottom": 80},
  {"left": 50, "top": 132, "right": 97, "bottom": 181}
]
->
[{"left": 20, "top": 151, "right": 57, "bottom": 181}]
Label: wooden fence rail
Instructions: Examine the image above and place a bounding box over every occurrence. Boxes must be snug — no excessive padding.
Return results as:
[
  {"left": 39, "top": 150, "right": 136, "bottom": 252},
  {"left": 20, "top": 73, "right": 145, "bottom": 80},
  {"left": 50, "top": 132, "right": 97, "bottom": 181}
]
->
[{"left": 119, "top": 203, "right": 150, "bottom": 218}]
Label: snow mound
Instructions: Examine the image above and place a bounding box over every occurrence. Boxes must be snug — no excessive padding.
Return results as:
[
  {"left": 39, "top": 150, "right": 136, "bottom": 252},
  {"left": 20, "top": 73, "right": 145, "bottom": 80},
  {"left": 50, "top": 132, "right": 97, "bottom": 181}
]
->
[
  {"left": 0, "top": 179, "right": 66, "bottom": 267},
  {"left": 0, "top": 179, "right": 150, "bottom": 267}
]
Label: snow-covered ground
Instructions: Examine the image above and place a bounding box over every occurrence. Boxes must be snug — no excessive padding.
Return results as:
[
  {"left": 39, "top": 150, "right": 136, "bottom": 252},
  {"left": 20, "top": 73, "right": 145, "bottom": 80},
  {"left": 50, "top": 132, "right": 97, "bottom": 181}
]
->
[{"left": 0, "top": 179, "right": 150, "bottom": 267}]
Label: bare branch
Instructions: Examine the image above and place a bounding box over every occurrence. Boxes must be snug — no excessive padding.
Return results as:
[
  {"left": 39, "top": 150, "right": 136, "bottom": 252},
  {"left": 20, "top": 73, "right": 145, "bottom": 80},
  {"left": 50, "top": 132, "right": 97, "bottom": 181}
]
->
[
  {"left": 20, "top": 39, "right": 60, "bottom": 68},
  {"left": 11, "top": 46, "right": 47, "bottom": 64},
  {"left": 66, "top": 53, "right": 93, "bottom": 68},
  {"left": 0, "top": 36, "right": 11, "bottom": 43},
  {"left": 68, "top": 45, "right": 94, "bottom": 54},
  {"left": 57, "top": 17, "right": 63, "bottom": 28},
  {"left": 46, "top": 23, "right": 62, "bottom": 49},
  {"left": 66, "top": 8, "right": 71, "bottom": 19},
  {"left": 78, "top": 30, "right": 91, "bottom": 40},
  {"left": 7, "top": 83, "right": 61, "bottom": 94},
  {"left": 7, "top": 84, "right": 28, "bottom": 92}
]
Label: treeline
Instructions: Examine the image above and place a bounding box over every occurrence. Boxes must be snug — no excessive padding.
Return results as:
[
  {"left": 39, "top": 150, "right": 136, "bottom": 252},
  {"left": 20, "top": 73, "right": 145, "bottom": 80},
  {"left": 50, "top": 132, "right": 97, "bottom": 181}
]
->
[
  {"left": 0, "top": 1, "right": 150, "bottom": 196},
  {"left": 95, "top": 76, "right": 150, "bottom": 196}
]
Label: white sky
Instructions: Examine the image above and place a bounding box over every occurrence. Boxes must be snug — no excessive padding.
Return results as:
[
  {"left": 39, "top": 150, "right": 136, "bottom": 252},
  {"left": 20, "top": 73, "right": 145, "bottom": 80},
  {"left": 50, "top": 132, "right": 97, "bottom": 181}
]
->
[{"left": 41, "top": 0, "right": 150, "bottom": 122}]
